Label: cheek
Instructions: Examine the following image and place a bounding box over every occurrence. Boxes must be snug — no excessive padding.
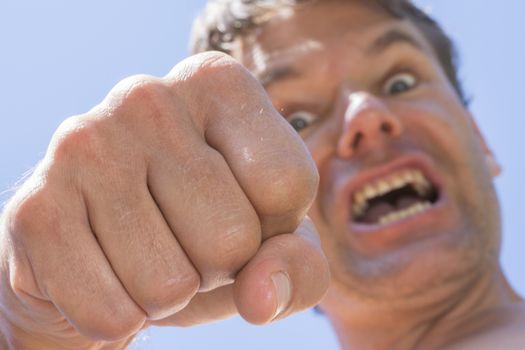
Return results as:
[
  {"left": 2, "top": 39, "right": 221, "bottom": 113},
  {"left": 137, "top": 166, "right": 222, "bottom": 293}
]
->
[
  {"left": 303, "top": 116, "right": 341, "bottom": 165},
  {"left": 303, "top": 142, "right": 344, "bottom": 246},
  {"left": 303, "top": 123, "right": 341, "bottom": 207},
  {"left": 395, "top": 92, "right": 480, "bottom": 170},
  {"left": 398, "top": 93, "right": 499, "bottom": 223},
  {"left": 306, "top": 160, "right": 334, "bottom": 227}
]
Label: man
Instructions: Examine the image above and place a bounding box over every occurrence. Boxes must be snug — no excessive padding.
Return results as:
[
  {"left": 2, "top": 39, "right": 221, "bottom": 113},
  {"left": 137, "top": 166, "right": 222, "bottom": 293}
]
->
[{"left": 0, "top": 0, "right": 523, "bottom": 349}]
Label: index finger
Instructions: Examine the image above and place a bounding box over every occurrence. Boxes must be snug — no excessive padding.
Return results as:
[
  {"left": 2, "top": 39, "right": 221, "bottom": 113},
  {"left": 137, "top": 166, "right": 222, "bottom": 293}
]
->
[{"left": 168, "top": 51, "right": 319, "bottom": 238}]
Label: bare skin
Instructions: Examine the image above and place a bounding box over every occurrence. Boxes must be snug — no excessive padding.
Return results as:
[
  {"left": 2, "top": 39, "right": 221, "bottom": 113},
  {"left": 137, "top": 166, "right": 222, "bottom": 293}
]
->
[
  {"left": 234, "top": 1, "right": 525, "bottom": 349},
  {"left": 0, "top": 52, "right": 330, "bottom": 349},
  {"left": 1, "top": 1, "right": 524, "bottom": 350}
]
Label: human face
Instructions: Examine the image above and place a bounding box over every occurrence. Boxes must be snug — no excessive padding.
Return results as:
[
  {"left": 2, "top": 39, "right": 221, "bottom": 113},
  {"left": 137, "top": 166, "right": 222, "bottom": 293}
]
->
[{"left": 236, "top": 0, "right": 501, "bottom": 306}]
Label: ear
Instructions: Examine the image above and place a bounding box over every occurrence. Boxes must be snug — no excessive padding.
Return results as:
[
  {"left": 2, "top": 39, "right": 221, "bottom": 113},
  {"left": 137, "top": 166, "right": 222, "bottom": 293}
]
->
[{"left": 467, "top": 113, "right": 501, "bottom": 177}]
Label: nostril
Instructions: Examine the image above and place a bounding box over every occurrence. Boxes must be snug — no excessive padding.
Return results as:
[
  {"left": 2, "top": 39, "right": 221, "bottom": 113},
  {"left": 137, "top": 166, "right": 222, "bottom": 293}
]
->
[
  {"left": 380, "top": 122, "right": 392, "bottom": 134},
  {"left": 352, "top": 132, "right": 363, "bottom": 150}
]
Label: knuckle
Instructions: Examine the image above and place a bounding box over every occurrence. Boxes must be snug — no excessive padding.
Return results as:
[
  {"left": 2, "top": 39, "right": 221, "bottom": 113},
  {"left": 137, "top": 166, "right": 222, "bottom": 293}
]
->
[
  {"left": 113, "top": 74, "right": 167, "bottom": 110},
  {"left": 8, "top": 189, "right": 49, "bottom": 240},
  {"left": 257, "top": 158, "right": 319, "bottom": 217},
  {"left": 9, "top": 261, "right": 33, "bottom": 297},
  {"left": 50, "top": 115, "right": 102, "bottom": 165},
  {"left": 199, "top": 216, "right": 261, "bottom": 288},
  {"left": 87, "top": 306, "right": 145, "bottom": 341},
  {"left": 108, "top": 75, "right": 173, "bottom": 133},
  {"left": 178, "top": 51, "right": 253, "bottom": 89},
  {"left": 50, "top": 77, "right": 171, "bottom": 168},
  {"left": 217, "top": 223, "right": 260, "bottom": 269},
  {"left": 8, "top": 191, "right": 69, "bottom": 266},
  {"left": 140, "top": 270, "right": 200, "bottom": 320},
  {"left": 198, "top": 52, "right": 247, "bottom": 79}
]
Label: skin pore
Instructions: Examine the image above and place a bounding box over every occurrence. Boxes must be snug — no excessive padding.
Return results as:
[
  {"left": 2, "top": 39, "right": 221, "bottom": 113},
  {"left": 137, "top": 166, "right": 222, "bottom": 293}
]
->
[{"left": 233, "top": 0, "right": 524, "bottom": 349}]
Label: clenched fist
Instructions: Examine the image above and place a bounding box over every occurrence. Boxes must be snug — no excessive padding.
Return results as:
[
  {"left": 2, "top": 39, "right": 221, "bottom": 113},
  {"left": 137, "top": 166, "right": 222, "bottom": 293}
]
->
[{"left": 0, "top": 52, "right": 329, "bottom": 349}]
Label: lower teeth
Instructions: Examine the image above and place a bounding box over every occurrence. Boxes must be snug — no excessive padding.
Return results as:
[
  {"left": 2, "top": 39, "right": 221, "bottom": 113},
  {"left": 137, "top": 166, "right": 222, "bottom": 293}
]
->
[{"left": 378, "top": 201, "right": 432, "bottom": 225}]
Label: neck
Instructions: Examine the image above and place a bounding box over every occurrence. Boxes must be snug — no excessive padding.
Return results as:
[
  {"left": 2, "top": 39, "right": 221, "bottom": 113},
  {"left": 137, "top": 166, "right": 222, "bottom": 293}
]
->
[{"left": 321, "top": 266, "right": 521, "bottom": 350}]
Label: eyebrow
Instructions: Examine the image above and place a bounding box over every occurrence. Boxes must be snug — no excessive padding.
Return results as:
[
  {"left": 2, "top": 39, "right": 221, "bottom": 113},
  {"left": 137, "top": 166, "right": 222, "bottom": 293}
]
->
[
  {"left": 259, "top": 65, "right": 300, "bottom": 89},
  {"left": 256, "top": 41, "right": 321, "bottom": 89},
  {"left": 258, "top": 28, "right": 423, "bottom": 89},
  {"left": 367, "top": 28, "right": 423, "bottom": 55}
]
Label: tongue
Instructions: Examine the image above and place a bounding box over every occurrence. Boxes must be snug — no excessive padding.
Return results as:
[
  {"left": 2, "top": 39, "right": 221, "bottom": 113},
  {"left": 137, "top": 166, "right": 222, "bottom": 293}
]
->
[
  {"left": 362, "top": 202, "right": 394, "bottom": 223},
  {"left": 396, "top": 195, "right": 423, "bottom": 210},
  {"left": 362, "top": 194, "right": 423, "bottom": 224}
]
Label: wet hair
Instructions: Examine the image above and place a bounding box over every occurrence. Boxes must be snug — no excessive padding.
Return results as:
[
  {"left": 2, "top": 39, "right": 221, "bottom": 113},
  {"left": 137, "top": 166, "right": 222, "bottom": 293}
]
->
[{"left": 190, "top": 0, "right": 468, "bottom": 105}]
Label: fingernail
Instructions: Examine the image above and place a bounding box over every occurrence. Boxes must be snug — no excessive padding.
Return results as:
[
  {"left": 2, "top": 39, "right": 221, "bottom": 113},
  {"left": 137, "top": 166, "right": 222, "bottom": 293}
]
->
[{"left": 271, "top": 271, "right": 292, "bottom": 321}]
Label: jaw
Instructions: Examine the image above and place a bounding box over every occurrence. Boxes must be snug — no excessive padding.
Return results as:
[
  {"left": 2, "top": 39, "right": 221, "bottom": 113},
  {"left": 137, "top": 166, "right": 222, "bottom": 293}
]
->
[
  {"left": 318, "top": 263, "right": 520, "bottom": 350},
  {"left": 309, "top": 149, "right": 502, "bottom": 310}
]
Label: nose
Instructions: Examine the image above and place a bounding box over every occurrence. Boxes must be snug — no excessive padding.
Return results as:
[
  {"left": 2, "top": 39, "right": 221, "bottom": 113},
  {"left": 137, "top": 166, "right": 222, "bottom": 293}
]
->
[{"left": 337, "top": 92, "right": 403, "bottom": 158}]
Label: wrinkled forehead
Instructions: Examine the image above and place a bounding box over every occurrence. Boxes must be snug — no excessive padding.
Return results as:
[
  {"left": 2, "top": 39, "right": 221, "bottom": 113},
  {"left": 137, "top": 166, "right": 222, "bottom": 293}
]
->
[{"left": 232, "top": 0, "right": 434, "bottom": 79}]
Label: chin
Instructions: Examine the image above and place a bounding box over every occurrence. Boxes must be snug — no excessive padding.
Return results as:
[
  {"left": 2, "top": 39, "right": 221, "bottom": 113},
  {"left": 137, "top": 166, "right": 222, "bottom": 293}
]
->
[{"left": 317, "top": 210, "right": 499, "bottom": 313}]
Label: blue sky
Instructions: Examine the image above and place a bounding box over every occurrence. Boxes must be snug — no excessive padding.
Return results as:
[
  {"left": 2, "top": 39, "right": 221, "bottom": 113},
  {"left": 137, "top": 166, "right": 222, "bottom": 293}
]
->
[{"left": 0, "top": 1, "right": 523, "bottom": 349}]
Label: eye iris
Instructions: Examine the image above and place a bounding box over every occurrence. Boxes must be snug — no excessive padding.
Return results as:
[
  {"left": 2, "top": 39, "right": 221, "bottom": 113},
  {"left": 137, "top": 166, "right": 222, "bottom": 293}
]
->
[
  {"left": 291, "top": 118, "right": 308, "bottom": 131},
  {"left": 390, "top": 80, "right": 410, "bottom": 94}
]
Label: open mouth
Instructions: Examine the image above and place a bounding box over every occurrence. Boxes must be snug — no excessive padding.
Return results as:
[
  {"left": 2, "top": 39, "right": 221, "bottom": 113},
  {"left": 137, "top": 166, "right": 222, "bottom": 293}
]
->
[{"left": 351, "top": 168, "right": 439, "bottom": 225}]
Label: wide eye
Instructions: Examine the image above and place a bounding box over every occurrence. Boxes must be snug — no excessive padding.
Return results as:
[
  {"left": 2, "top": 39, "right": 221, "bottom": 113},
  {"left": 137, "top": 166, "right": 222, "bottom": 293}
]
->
[
  {"left": 383, "top": 72, "right": 417, "bottom": 95},
  {"left": 286, "top": 111, "right": 318, "bottom": 132}
]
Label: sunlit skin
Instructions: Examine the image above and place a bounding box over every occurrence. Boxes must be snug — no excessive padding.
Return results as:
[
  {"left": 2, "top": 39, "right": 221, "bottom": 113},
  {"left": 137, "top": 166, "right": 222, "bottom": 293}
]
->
[
  {"left": 1, "top": 1, "right": 525, "bottom": 349},
  {"left": 235, "top": 1, "right": 525, "bottom": 349}
]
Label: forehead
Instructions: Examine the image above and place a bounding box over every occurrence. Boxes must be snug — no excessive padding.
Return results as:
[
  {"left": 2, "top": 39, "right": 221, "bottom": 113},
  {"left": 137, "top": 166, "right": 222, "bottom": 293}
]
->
[{"left": 235, "top": 0, "right": 435, "bottom": 81}]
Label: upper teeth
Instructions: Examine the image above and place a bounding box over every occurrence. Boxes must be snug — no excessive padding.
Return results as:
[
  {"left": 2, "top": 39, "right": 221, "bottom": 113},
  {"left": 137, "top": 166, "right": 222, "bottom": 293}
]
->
[{"left": 352, "top": 168, "right": 431, "bottom": 218}]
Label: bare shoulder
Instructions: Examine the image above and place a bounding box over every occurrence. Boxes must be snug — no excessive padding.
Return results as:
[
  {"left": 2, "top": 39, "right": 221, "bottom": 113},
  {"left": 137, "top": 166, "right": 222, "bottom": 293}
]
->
[{"left": 445, "top": 302, "right": 525, "bottom": 350}]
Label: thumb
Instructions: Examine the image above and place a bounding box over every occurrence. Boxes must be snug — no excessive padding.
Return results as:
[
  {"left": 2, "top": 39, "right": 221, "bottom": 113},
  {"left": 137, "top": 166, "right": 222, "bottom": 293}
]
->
[{"left": 233, "top": 217, "right": 330, "bottom": 324}]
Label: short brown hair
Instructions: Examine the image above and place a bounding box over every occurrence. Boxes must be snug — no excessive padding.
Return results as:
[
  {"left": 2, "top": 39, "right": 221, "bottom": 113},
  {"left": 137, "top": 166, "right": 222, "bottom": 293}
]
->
[{"left": 190, "top": 0, "right": 468, "bottom": 105}]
